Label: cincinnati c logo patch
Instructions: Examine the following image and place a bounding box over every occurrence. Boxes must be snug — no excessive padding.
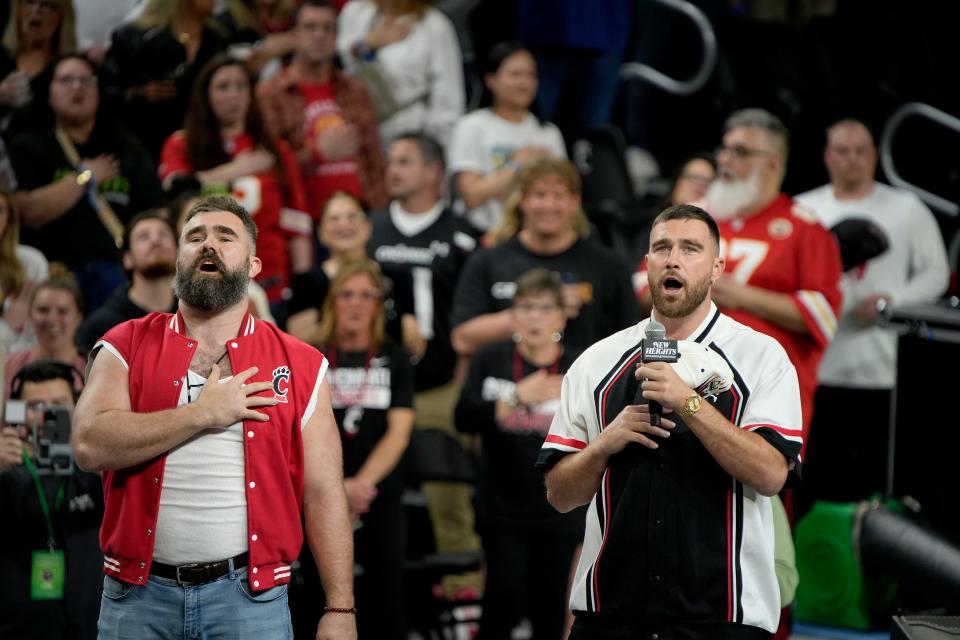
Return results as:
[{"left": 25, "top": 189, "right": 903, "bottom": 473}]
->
[{"left": 272, "top": 366, "right": 291, "bottom": 403}]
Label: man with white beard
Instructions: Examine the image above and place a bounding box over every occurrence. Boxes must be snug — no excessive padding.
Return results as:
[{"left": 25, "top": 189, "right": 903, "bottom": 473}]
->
[{"left": 636, "top": 109, "right": 842, "bottom": 449}]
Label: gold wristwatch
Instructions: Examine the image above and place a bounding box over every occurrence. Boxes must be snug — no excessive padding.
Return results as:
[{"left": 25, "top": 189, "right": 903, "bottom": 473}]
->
[
  {"left": 678, "top": 394, "right": 702, "bottom": 419},
  {"left": 76, "top": 168, "right": 93, "bottom": 187}
]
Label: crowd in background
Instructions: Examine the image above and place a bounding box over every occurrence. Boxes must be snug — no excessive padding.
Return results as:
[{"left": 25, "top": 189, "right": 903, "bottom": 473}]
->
[{"left": 0, "top": 0, "right": 954, "bottom": 639}]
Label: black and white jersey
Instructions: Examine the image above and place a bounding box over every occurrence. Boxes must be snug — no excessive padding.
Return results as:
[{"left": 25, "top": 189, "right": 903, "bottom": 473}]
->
[
  {"left": 368, "top": 207, "right": 478, "bottom": 391},
  {"left": 451, "top": 236, "right": 640, "bottom": 355},
  {"left": 536, "top": 303, "right": 802, "bottom": 635}
]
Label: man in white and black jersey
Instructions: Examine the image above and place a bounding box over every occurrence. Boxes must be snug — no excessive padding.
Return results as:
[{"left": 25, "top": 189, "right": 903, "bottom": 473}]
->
[
  {"left": 368, "top": 133, "right": 478, "bottom": 403},
  {"left": 537, "top": 204, "right": 803, "bottom": 640}
]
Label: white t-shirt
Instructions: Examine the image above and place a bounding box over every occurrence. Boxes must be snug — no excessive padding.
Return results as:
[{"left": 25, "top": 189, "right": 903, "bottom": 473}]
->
[
  {"left": 796, "top": 182, "right": 949, "bottom": 388},
  {"left": 447, "top": 109, "right": 567, "bottom": 231},
  {"left": 337, "top": 0, "right": 465, "bottom": 147},
  {"left": 152, "top": 370, "right": 248, "bottom": 564}
]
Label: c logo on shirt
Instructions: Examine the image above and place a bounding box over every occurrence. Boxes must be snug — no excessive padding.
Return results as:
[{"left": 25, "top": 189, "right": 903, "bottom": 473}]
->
[{"left": 272, "top": 366, "right": 291, "bottom": 403}]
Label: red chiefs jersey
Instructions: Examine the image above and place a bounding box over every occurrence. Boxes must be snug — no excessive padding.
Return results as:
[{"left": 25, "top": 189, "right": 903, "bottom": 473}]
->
[
  {"left": 159, "top": 131, "right": 312, "bottom": 302},
  {"left": 93, "top": 311, "right": 327, "bottom": 591},
  {"left": 635, "top": 194, "right": 842, "bottom": 439}
]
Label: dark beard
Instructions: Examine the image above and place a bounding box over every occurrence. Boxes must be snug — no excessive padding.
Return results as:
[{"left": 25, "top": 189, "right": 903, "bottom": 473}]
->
[
  {"left": 174, "top": 255, "right": 249, "bottom": 313},
  {"left": 650, "top": 272, "right": 711, "bottom": 319}
]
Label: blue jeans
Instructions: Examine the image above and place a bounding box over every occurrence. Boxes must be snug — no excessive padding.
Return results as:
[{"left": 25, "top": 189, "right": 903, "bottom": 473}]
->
[{"left": 97, "top": 565, "right": 293, "bottom": 639}]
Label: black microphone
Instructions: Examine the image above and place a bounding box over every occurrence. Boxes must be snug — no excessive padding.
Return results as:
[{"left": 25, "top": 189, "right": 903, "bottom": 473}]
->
[{"left": 637, "top": 319, "right": 679, "bottom": 426}]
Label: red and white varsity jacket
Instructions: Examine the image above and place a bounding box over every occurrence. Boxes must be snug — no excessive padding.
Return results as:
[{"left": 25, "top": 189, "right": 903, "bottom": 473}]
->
[{"left": 92, "top": 310, "right": 327, "bottom": 591}]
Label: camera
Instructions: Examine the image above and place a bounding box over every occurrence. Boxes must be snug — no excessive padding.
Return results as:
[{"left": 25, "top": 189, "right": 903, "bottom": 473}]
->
[{"left": 4, "top": 400, "right": 74, "bottom": 476}]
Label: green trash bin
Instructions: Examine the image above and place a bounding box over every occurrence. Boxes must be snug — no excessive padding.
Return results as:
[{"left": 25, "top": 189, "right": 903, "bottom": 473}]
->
[{"left": 794, "top": 499, "right": 899, "bottom": 630}]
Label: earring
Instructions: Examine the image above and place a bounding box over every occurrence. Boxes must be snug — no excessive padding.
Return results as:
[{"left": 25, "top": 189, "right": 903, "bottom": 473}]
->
[
  {"left": 512, "top": 332, "right": 522, "bottom": 343},
  {"left": 551, "top": 331, "right": 563, "bottom": 343}
]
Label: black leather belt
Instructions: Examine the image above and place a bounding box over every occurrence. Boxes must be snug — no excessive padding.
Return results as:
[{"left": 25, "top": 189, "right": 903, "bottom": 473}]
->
[{"left": 151, "top": 552, "right": 249, "bottom": 585}]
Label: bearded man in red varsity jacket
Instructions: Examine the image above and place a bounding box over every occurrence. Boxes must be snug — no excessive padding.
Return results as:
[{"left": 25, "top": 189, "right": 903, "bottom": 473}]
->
[{"left": 73, "top": 196, "right": 357, "bottom": 640}]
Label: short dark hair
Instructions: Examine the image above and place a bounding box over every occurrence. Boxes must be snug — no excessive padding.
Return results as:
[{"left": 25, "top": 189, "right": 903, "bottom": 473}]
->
[
  {"left": 391, "top": 132, "right": 445, "bottom": 171},
  {"left": 11, "top": 358, "right": 81, "bottom": 401},
  {"left": 484, "top": 41, "right": 530, "bottom": 76},
  {"left": 651, "top": 204, "right": 721, "bottom": 252},
  {"left": 122, "top": 209, "right": 177, "bottom": 255},
  {"left": 513, "top": 268, "right": 563, "bottom": 308},
  {"left": 182, "top": 196, "right": 258, "bottom": 250},
  {"left": 292, "top": 0, "right": 336, "bottom": 26}
]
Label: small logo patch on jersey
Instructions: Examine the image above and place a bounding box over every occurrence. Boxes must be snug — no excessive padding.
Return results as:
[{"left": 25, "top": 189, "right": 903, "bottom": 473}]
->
[
  {"left": 768, "top": 217, "right": 793, "bottom": 239},
  {"left": 272, "top": 366, "right": 291, "bottom": 403}
]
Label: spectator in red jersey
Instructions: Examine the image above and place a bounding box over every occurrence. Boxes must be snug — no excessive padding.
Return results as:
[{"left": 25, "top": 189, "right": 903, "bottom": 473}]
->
[
  {"left": 257, "top": 0, "right": 387, "bottom": 217},
  {"left": 635, "top": 109, "right": 842, "bottom": 448},
  {"left": 159, "top": 53, "right": 312, "bottom": 315}
]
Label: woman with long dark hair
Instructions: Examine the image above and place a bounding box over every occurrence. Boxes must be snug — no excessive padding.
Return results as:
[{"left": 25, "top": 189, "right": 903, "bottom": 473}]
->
[
  {"left": 448, "top": 41, "right": 566, "bottom": 232},
  {"left": 159, "top": 52, "right": 311, "bottom": 311}
]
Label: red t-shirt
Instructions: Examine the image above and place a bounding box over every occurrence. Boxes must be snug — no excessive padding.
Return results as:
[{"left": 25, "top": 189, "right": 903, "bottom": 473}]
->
[
  {"left": 634, "top": 195, "right": 842, "bottom": 440},
  {"left": 159, "top": 131, "right": 311, "bottom": 302},
  {"left": 299, "top": 81, "right": 364, "bottom": 215}
]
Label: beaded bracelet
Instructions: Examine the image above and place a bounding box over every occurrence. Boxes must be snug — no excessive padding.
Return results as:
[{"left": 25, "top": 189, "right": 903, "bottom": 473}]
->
[{"left": 324, "top": 606, "right": 357, "bottom": 615}]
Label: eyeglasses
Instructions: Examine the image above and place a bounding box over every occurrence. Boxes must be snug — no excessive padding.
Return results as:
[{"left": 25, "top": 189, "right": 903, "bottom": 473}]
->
[
  {"left": 715, "top": 145, "right": 777, "bottom": 160},
  {"left": 22, "top": 0, "right": 61, "bottom": 13},
  {"left": 678, "top": 173, "right": 713, "bottom": 188},
  {"left": 515, "top": 301, "right": 561, "bottom": 314},
  {"left": 335, "top": 289, "right": 381, "bottom": 302},
  {"left": 54, "top": 75, "right": 98, "bottom": 88}
]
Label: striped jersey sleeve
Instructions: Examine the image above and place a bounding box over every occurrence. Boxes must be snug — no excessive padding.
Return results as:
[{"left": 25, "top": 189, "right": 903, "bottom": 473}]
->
[
  {"left": 790, "top": 221, "right": 843, "bottom": 349},
  {"left": 536, "top": 355, "right": 594, "bottom": 471},
  {"left": 739, "top": 339, "right": 804, "bottom": 477}
]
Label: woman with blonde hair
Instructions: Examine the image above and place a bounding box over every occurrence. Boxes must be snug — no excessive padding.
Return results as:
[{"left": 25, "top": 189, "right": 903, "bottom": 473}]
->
[
  {"left": 0, "top": 0, "right": 76, "bottom": 116},
  {"left": 0, "top": 188, "right": 48, "bottom": 353},
  {"left": 451, "top": 157, "right": 639, "bottom": 357},
  {"left": 2, "top": 0, "right": 76, "bottom": 77},
  {"left": 294, "top": 258, "right": 414, "bottom": 640},
  {"left": 102, "top": 0, "right": 226, "bottom": 157}
]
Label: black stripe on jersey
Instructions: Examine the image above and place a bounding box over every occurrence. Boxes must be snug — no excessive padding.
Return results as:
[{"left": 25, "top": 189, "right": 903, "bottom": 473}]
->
[
  {"left": 592, "top": 340, "right": 643, "bottom": 430},
  {"left": 734, "top": 481, "right": 745, "bottom": 624},
  {"left": 708, "top": 342, "right": 750, "bottom": 426},
  {"left": 693, "top": 307, "right": 722, "bottom": 343},
  {"left": 585, "top": 565, "right": 595, "bottom": 612}
]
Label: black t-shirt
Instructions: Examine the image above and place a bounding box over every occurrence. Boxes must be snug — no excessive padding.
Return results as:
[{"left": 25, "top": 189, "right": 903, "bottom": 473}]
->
[
  {"left": 0, "top": 466, "right": 104, "bottom": 640},
  {"left": 451, "top": 235, "right": 641, "bottom": 353},
  {"left": 368, "top": 207, "right": 478, "bottom": 391},
  {"left": 455, "top": 341, "right": 583, "bottom": 532},
  {"left": 75, "top": 285, "right": 177, "bottom": 352},
  {"left": 11, "top": 129, "right": 165, "bottom": 264},
  {"left": 326, "top": 340, "right": 415, "bottom": 497}
]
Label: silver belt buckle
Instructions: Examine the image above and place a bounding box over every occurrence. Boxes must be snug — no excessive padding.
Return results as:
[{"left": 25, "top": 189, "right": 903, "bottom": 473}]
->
[{"left": 175, "top": 563, "right": 200, "bottom": 585}]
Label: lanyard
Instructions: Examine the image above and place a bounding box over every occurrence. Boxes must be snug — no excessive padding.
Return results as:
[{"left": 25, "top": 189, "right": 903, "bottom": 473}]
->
[
  {"left": 513, "top": 346, "right": 561, "bottom": 383},
  {"left": 22, "top": 451, "right": 66, "bottom": 552}
]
